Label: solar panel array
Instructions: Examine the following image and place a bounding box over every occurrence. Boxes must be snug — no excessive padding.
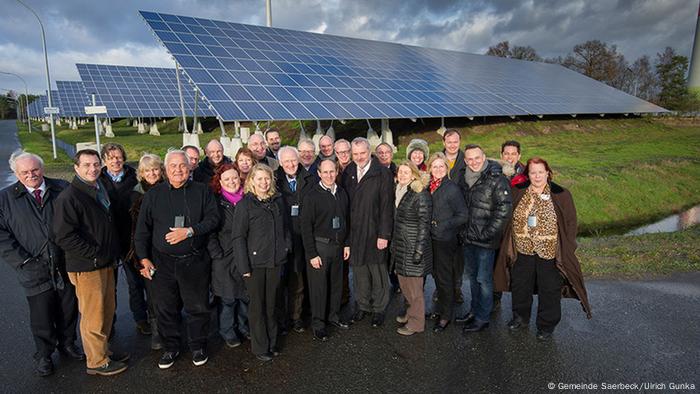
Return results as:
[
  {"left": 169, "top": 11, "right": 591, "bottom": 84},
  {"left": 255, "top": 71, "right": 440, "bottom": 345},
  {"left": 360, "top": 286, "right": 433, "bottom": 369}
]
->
[
  {"left": 28, "top": 97, "right": 40, "bottom": 117},
  {"left": 140, "top": 10, "right": 666, "bottom": 122},
  {"left": 56, "top": 80, "right": 90, "bottom": 117},
  {"left": 76, "top": 63, "right": 215, "bottom": 118}
]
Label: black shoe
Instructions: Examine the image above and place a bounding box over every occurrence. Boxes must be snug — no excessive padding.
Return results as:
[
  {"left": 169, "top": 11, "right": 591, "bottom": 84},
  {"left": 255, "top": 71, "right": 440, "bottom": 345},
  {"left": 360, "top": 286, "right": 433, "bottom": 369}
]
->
[
  {"left": 371, "top": 313, "right": 385, "bottom": 328},
  {"left": 313, "top": 329, "right": 329, "bottom": 341},
  {"left": 507, "top": 317, "right": 528, "bottom": 331},
  {"left": 455, "top": 312, "right": 475, "bottom": 324},
  {"left": 136, "top": 320, "right": 152, "bottom": 336},
  {"left": 292, "top": 320, "right": 305, "bottom": 333},
  {"left": 351, "top": 310, "right": 366, "bottom": 323},
  {"left": 536, "top": 330, "right": 553, "bottom": 341},
  {"left": 278, "top": 324, "right": 289, "bottom": 336},
  {"left": 110, "top": 352, "right": 130, "bottom": 363},
  {"left": 462, "top": 321, "right": 489, "bottom": 333},
  {"left": 256, "top": 353, "right": 272, "bottom": 362},
  {"left": 433, "top": 320, "right": 450, "bottom": 333},
  {"left": 158, "top": 351, "right": 179, "bottom": 370},
  {"left": 192, "top": 349, "right": 208, "bottom": 366},
  {"left": 225, "top": 338, "right": 242, "bottom": 348},
  {"left": 329, "top": 320, "right": 350, "bottom": 330},
  {"left": 428, "top": 312, "right": 440, "bottom": 321},
  {"left": 455, "top": 291, "right": 464, "bottom": 304},
  {"left": 86, "top": 360, "right": 128, "bottom": 376},
  {"left": 59, "top": 343, "right": 86, "bottom": 361},
  {"left": 35, "top": 357, "right": 54, "bottom": 377},
  {"left": 271, "top": 347, "right": 282, "bottom": 357}
]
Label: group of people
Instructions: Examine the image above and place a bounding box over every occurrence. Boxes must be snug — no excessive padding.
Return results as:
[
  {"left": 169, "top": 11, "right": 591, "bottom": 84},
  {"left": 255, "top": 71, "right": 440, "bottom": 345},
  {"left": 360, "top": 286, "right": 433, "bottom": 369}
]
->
[{"left": 0, "top": 127, "right": 591, "bottom": 378}]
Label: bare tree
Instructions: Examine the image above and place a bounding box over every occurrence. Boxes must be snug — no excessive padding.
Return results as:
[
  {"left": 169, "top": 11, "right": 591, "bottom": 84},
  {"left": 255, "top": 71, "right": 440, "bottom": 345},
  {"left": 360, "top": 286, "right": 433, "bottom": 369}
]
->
[
  {"left": 562, "top": 40, "right": 628, "bottom": 89},
  {"left": 486, "top": 41, "right": 541, "bottom": 61},
  {"left": 486, "top": 41, "right": 511, "bottom": 57}
]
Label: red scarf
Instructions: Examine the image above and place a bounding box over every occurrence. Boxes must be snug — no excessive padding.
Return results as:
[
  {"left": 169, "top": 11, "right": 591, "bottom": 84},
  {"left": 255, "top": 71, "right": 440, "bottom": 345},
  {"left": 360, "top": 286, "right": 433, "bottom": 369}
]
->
[{"left": 429, "top": 176, "right": 443, "bottom": 194}]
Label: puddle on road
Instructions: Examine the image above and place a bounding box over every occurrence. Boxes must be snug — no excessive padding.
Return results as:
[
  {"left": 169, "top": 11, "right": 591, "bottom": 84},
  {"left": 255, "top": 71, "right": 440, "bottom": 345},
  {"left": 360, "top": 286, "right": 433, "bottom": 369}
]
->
[{"left": 626, "top": 205, "right": 700, "bottom": 236}]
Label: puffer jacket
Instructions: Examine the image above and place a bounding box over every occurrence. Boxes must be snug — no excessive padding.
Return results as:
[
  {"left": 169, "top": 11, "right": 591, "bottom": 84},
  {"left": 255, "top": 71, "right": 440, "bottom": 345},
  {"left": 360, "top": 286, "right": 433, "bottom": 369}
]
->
[
  {"left": 430, "top": 177, "right": 468, "bottom": 241},
  {"left": 456, "top": 160, "right": 513, "bottom": 249},
  {"left": 391, "top": 180, "right": 433, "bottom": 277}
]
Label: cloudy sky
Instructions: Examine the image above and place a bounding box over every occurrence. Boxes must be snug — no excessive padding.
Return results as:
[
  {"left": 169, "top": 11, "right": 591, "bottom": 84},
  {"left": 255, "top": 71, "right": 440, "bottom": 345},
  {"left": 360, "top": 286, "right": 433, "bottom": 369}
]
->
[{"left": 0, "top": 0, "right": 697, "bottom": 93}]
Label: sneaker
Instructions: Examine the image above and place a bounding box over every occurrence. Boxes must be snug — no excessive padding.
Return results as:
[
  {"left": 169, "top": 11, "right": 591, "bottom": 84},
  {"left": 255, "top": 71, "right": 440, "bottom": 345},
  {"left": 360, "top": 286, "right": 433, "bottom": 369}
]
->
[
  {"left": 396, "top": 315, "right": 408, "bottom": 324},
  {"left": 192, "top": 349, "right": 208, "bottom": 366},
  {"left": 86, "top": 360, "right": 128, "bottom": 376},
  {"left": 225, "top": 338, "right": 242, "bottom": 348},
  {"left": 455, "top": 312, "right": 475, "bottom": 324},
  {"left": 136, "top": 320, "right": 152, "bottom": 335},
  {"left": 256, "top": 353, "right": 273, "bottom": 362},
  {"left": 158, "top": 351, "right": 179, "bottom": 370},
  {"left": 397, "top": 326, "right": 417, "bottom": 336}
]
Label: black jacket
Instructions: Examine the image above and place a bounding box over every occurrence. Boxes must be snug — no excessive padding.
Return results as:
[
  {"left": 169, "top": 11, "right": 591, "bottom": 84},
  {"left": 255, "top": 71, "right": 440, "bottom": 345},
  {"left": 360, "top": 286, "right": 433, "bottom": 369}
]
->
[
  {"left": 0, "top": 177, "right": 68, "bottom": 296},
  {"left": 53, "top": 177, "right": 121, "bottom": 272},
  {"left": 276, "top": 165, "right": 315, "bottom": 272},
  {"left": 300, "top": 183, "right": 350, "bottom": 261},
  {"left": 99, "top": 165, "right": 138, "bottom": 258},
  {"left": 192, "top": 156, "right": 232, "bottom": 185},
  {"left": 430, "top": 177, "right": 468, "bottom": 242},
  {"left": 134, "top": 180, "right": 220, "bottom": 259},
  {"left": 445, "top": 149, "right": 466, "bottom": 181},
  {"left": 391, "top": 182, "right": 433, "bottom": 277},
  {"left": 207, "top": 195, "right": 247, "bottom": 301},
  {"left": 455, "top": 160, "right": 513, "bottom": 249},
  {"left": 341, "top": 158, "right": 394, "bottom": 266},
  {"left": 231, "top": 193, "right": 291, "bottom": 274}
]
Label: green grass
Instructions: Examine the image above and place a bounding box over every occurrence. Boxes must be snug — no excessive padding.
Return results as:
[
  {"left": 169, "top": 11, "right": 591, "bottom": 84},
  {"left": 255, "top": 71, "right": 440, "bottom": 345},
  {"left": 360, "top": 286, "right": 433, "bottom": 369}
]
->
[
  {"left": 578, "top": 225, "right": 700, "bottom": 277},
  {"left": 16, "top": 116, "right": 700, "bottom": 235}
]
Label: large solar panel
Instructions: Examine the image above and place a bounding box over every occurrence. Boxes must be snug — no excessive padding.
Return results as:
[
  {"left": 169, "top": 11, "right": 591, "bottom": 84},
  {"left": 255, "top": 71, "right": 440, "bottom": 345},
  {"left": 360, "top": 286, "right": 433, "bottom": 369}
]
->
[
  {"left": 56, "top": 80, "right": 90, "bottom": 117},
  {"left": 76, "top": 63, "right": 216, "bottom": 118},
  {"left": 140, "top": 10, "right": 666, "bottom": 122}
]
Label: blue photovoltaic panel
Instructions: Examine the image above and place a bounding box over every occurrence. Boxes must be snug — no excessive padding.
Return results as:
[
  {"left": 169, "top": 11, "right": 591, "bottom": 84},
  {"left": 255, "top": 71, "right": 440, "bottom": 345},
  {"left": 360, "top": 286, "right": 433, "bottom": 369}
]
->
[
  {"left": 56, "top": 81, "right": 90, "bottom": 117},
  {"left": 76, "top": 63, "right": 216, "bottom": 118},
  {"left": 140, "top": 10, "right": 666, "bottom": 121}
]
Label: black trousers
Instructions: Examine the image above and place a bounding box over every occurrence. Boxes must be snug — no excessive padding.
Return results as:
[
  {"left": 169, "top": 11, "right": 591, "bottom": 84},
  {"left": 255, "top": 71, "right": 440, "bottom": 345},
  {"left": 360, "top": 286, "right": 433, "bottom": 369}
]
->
[
  {"left": 511, "top": 253, "right": 564, "bottom": 333},
  {"left": 246, "top": 266, "right": 281, "bottom": 356},
  {"left": 151, "top": 249, "right": 211, "bottom": 352},
  {"left": 307, "top": 242, "right": 343, "bottom": 330},
  {"left": 276, "top": 264, "right": 306, "bottom": 325},
  {"left": 122, "top": 259, "right": 149, "bottom": 323},
  {"left": 353, "top": 263, "right": 390, "bottom": 314},
  {"left": 432, "top": 238, "right": 460, "bottom": 320},
  {"left": 26, "top": 285, "right": 79, "bottom": 358},
  {"left": 454, "top": 246, "right": 464, "bottom": 292}
]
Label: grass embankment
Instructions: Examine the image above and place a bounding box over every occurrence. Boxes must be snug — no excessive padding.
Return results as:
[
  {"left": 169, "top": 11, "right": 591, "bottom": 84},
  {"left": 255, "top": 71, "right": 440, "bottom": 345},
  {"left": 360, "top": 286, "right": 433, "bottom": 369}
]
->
[
  {"left": 17, "top": 116, "right": 700, "bottom": 235},
  {"left": 578, "top": 225, "right": 700, "bottom": 277}
]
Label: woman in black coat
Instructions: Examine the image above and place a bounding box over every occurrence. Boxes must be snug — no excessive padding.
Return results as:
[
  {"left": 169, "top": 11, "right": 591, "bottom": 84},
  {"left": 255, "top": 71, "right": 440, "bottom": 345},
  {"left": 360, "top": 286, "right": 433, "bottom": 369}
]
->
[
  {"left": 427, "top": 153, "right": 469, "bottom": 333},
  {"left": 391, "top": 161, "right": 432, "bottom": 336},
  {"left": 207, "top": 163, "right": 249, "bottom": 349},
  {"left": 231, "top": 164, "right": 290, "bottom": 362}
]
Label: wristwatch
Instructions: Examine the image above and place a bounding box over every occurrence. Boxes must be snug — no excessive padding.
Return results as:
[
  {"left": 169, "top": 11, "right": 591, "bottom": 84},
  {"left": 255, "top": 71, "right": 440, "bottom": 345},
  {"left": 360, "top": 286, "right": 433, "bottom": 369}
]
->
[{"left": 186, "top": 228, "right": 194, "bottom": 238}]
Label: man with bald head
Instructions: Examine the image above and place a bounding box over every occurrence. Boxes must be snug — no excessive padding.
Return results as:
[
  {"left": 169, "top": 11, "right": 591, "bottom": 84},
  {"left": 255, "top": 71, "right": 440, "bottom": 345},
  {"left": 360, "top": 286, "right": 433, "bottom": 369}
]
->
[
  {"left": 248, "top": 133, "right": 279, "bottom": 170},
  {"left": 0, "top": 151, "right": 82, "bottom": 376},
  {"left": 193, "top": 139, "right": 231, "bottom": 184}
]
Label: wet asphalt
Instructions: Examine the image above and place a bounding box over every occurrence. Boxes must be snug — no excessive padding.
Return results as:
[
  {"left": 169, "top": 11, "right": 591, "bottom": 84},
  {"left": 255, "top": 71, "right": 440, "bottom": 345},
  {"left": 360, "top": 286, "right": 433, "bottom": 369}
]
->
[{"left": 0, "top": 120, "right": 698, "bottom": 393}]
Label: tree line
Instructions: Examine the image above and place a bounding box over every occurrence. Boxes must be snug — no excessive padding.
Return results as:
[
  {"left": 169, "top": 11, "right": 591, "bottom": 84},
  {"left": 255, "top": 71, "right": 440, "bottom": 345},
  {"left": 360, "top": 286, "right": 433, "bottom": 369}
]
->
[{"left": 486, "top": 40, "right": 699, "bottom": 112}]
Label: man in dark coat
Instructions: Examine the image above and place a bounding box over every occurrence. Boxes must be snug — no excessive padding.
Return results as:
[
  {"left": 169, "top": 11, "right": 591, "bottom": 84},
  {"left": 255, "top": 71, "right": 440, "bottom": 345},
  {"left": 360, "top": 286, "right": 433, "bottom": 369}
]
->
[
  {"left": 375, "top": 142, "right": 397, "bottom": 178},
  {"left": 0, "top": 151, "right": 82, "bottom": 377},
  {"left": 193, "top": 139, "right": 231, "bottom": 184},
  {"left": 98, "top": 143, "right": 146, "bottom": 335},
  {"left": 275, "top": 146, "right": 315, "bottom": 333},
  {"left": 341, "top": 137, "right": 394, "bottom": 327},
  {"left": 455, "top": 144, "right": 512, "bottom": 333},
  {"left": 135, "top": 150, "right": 220, "bottom": 369},
  {"left": 248, "top": 133, "right": 280, "bottom": 170},
  {"left": 53, "top": 149, "right": 128, "bottom": 376}
]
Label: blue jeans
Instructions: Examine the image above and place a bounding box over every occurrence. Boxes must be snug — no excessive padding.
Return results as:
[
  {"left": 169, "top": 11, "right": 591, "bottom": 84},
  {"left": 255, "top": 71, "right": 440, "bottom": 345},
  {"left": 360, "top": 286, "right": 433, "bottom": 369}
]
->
[
  {"left": 463, "top": 245, "right": 496, "bottom": 323},
  {"left": 218, "top": 298, "right": 249, "bottom": 342}
]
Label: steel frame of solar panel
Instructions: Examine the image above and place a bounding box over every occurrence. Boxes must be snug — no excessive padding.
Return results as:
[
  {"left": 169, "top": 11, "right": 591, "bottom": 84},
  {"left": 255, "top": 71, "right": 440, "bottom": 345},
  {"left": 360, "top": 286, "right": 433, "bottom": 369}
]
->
[
  {"left": 56, "top": 81, "right": 91, "bottom": 117},
  {"left": 139, "top": 11, "right": 666, "bottom": 122},
  {"left": 76, "top": 63, "right": 215, "bottom": 118}
]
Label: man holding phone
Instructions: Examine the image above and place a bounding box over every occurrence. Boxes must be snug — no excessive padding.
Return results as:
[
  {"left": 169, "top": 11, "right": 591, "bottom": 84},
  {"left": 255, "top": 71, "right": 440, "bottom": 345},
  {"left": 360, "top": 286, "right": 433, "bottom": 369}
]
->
[{"left": 134, "top": 150, "right": 220, "bottom": 370}]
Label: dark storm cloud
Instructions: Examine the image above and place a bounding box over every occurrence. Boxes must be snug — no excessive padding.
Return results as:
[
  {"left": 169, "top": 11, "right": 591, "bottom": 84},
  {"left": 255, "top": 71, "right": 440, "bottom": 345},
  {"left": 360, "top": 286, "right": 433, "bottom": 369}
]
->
[{"left": 0, "top": 0, "right": 696, "bottom": 92}]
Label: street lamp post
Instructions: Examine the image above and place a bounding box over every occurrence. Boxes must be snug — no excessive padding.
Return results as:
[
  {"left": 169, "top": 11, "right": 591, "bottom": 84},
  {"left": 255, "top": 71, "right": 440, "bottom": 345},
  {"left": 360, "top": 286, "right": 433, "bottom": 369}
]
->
[
  {"left": 16, "top": 0, "right": 57, "bottom": 158},
  {"left": 0, "top": 71, "right": 32, "bottom": 133}
]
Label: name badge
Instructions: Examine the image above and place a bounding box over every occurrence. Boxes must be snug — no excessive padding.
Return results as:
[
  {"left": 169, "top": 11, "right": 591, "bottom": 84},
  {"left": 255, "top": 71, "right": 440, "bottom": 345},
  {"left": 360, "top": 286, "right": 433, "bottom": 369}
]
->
[
  {"left": 527, "top": 214, "right": 537, "bottom": 228},
  {"left": 332, "top": 216, "right": 341, "bottom": 229},
  {"left": 174, "top": 215, "right": 185, "bottom": 228},
  {"left": 291, "top": 205, "right": 300, "bottom": 217}
]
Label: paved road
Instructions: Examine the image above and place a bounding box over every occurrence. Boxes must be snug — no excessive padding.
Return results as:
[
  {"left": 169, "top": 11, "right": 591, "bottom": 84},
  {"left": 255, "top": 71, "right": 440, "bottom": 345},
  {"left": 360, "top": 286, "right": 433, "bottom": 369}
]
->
[{"left": 0, "top": 120, "right": 698, "bottom": 393}]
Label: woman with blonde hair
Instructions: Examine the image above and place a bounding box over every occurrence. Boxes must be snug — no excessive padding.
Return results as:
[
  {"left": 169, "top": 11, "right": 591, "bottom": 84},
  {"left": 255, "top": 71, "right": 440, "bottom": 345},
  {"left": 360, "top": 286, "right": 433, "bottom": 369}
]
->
[
  {"left": 231, "top": 164, "right": 290, "bottom": 362},
  {"left": 426, "top": 152, "right": 468, "bottom": 333},
  {"left": 391, "top": 161, "right": 432, "bottom": 336}
]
